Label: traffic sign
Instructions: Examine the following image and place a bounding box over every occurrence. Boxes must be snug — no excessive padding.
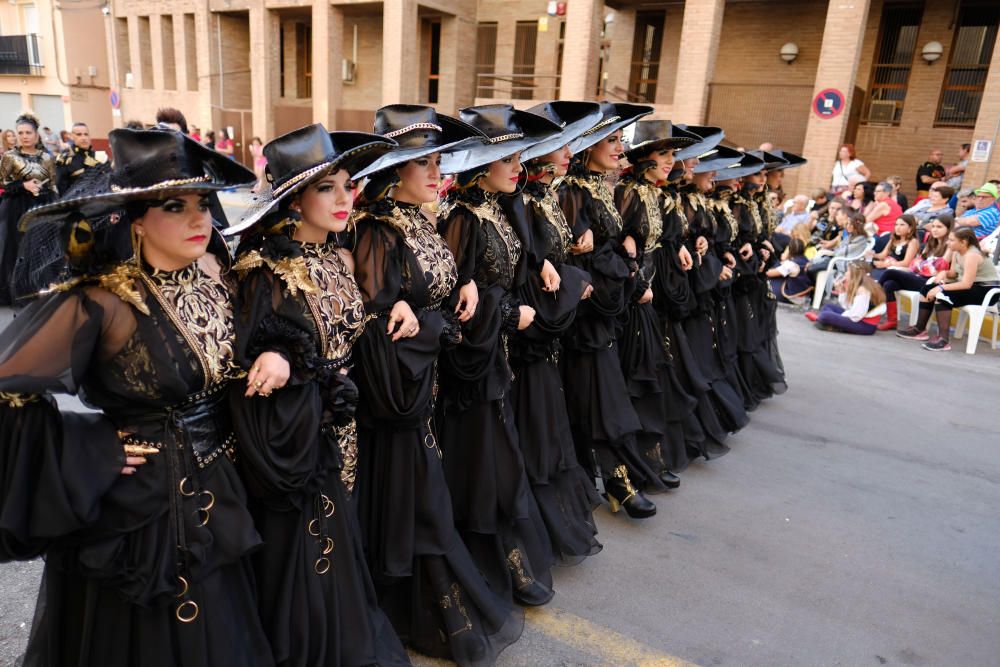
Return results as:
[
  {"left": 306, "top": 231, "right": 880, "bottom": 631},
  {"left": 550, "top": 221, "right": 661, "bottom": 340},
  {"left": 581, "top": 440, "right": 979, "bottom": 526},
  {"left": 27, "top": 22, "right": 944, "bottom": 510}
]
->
[{"left": 812, "top": 88, "right": 844, "bottom": 119}]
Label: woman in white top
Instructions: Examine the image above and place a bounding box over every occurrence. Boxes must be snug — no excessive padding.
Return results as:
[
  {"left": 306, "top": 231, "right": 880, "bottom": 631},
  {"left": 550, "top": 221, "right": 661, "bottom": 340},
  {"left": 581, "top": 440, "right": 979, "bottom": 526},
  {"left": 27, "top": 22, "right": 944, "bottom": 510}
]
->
[
  {"left": 806, "top": 262, "right": 886, "bottom": 335},
  {"left": 830, "top": 144, "right": 871, "bottom": 193}
]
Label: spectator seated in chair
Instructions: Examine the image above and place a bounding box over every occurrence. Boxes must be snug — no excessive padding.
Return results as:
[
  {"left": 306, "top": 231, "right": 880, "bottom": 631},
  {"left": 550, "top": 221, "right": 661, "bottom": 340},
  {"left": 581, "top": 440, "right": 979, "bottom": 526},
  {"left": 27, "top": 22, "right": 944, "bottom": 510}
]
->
[
  {"left": 954, "top": 182, "right": 1000, "bottom": 240},
  {"left": 805, "top": 261, "right": 886, "bottom": 335},
  {"left": 897, "top": 227, "right": 1000, "bottom": 351},
  {"left": 870, "top": 213, "right": 919, "bottom": 280},
  {"left": 810, "top": 197, "right": 845, "bottom": 254},
  {"left": 806, "top": 208, "right": 869, "bottom": 284},
  {"left": 877, "top": 214, "right": 954, "bottom": 331},
  {"left": 768, "top": 237, "right": 813, "bottom": 306},
  {"left": 866, "top": 181, "right": 904, "bottom": 251}
]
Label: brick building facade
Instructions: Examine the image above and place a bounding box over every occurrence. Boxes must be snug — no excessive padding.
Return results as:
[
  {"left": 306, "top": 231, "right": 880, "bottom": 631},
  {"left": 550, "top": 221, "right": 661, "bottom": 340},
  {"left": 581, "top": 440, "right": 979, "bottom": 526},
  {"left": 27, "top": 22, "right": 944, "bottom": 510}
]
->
[{"left": 1, "top": 0, "right": 997, "bottom": 196}]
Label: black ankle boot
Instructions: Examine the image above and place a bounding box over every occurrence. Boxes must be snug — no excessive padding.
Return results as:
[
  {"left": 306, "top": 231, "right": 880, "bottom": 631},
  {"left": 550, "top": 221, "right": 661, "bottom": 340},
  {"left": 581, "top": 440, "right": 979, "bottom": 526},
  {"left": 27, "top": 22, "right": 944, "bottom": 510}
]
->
[
  {"left": 507, "top": 548, "right": 554, "bottom": 606},
  {"left": 659, "top": 470, "right": 681, "bottom": 489},
  {"left": 604, "top": 465, "right": 656, "bottom": 518}
]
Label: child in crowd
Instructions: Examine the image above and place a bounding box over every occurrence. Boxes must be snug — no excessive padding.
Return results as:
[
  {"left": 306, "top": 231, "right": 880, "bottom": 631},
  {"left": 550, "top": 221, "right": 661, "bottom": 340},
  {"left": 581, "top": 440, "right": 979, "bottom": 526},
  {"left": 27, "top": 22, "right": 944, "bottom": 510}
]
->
[
  {"left": 870, "top": 214, "right": 919, "bottom": 279},
  {"left": 806, "top": 262, "right": 886, "bottom": 335},
  {"left": 877, "top": 214, "right": 954, "bottom": 330},
  {"left": 807, "top": 208, "right": 869, "bottom": 284},
  {"left": 898, "top": 227, "right": 1000, "bottom": 351},
  {"left": 788, "top": 223, "right": 817, "bottom": 260},
  {"left": 769, "top": 238, "right": 813, "bottom": 305}
]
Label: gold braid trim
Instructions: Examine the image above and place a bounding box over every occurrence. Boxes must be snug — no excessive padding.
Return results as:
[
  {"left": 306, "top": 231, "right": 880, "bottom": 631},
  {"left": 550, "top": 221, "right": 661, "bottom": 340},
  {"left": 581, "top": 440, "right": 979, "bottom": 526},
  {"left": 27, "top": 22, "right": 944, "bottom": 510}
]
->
[
  {"left": 233, "top": 250, "right": 319, "bottom": 297},
  {"left": 0, "top": 392, "right": 41, "bottom": 408},
  {"left": 710, "top": 197, "right": 740, "bottom": 243}
]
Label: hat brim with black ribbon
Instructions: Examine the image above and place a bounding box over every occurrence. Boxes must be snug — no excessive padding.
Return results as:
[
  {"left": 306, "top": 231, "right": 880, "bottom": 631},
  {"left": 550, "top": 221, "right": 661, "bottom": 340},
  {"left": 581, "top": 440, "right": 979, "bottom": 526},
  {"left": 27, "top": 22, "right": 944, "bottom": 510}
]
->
[
  {"left": 20, "top": 129, "right": 256, "bottom": 232},
  {"left": 748, "top": 150, "right": 790, "bottom": 171},
  {"left": 520, "top": 101, "right": 604, "bottom": 163},
  {"left": 691, "top": 145, "right": 745, "bottom": 174},
  {"left": 449, "top": 107, "right": 564, "bottom": 176},
  {"left": 712, "top": 152, "right": 767, "bottom": 181},
  {"left": 226, "top": 131, "right": 397, "bottom": 236},
  {"left": 353, "top": 114, "right": 487, "bottom": 181},
  {"left": 767, "top": 149, "right": 807, "bottom": 171},
  {"left": 624, "top": 124, "right": 700, "bottom": 165},
  {"left": 568, "top": 102, "right": 654, "bottom": 155},
  {"left": 674, "top": 125, "right": 725, "bottom": 161}
]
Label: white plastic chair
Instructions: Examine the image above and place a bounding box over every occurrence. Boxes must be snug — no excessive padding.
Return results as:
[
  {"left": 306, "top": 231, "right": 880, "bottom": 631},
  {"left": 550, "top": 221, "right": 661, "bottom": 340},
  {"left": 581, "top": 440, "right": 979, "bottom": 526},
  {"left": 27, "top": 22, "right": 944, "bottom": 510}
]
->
[
  {"left": 896, "top": 289, "right": 923, "bottom": 327},
  {"left": 810, "top": 237, "right": 877, "bottom": 310},
  {"left": 952, "top": 286, "right": 1000, "bottom": 355}
]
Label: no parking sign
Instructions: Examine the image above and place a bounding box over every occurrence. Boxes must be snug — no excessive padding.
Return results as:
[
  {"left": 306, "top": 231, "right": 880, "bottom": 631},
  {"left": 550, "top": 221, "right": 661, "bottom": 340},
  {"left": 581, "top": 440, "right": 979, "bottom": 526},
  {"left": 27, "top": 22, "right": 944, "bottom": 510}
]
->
[{"left": 812, "top": 88, "right": 844, "bottom": 119}]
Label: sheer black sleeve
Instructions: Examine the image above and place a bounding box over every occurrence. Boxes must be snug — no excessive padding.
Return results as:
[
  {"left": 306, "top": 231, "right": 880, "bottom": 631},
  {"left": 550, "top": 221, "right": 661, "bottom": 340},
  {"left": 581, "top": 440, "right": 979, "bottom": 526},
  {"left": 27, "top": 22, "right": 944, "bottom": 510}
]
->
[
  {"left": 352, "top": 217, "right": 405, "bottom": 312},
  {"left": 233, "top": 264, "right": 319, "bottom": 385},
  {"left": 438, "top": 205, "right": 482, "bottom": 288},
  {"left": 0, "top": 290, "right": 125, "bottom": 560},
  {"left": 557, "top": 184, "right": 592, "bottom": 241}
]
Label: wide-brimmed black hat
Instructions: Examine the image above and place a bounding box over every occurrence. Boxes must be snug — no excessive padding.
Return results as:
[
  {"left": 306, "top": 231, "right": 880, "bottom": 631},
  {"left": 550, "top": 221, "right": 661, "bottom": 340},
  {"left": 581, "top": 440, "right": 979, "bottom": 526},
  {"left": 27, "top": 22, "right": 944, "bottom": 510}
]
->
[
  {"left": 691, "top": 145, "right": 745, "bottom": 174},
  {"left": 748, "top": 150, "right": 789, "bottom": 171},
  {"left": 712, "top": 151, "right": 766, "bottom": 181},
  {"left": 674, "top": 125, "right": 725, "bottom": 161},
  {"left": 20, "top": 128, "right": 255, "bottom": 230},
  {"left": 568, "top": 102, "right": 653, "bottom": 154},
  {"left": 520, "top": 101, "right": 603, "bottom": 162},
  {"left": 768, "top": 149, "right": 807, "bottom": 171},
  {"left": 226, "top": 124, "right": 396, "bottom": 235},
  {"left": 450, "top": 104, "right": 563, "bottom": 175},
  {"left": 353, "top": 105, "right": 486, "bottom": 180},
  {"left": 624, "top": 120, "right": 699, "bottom": 163}
]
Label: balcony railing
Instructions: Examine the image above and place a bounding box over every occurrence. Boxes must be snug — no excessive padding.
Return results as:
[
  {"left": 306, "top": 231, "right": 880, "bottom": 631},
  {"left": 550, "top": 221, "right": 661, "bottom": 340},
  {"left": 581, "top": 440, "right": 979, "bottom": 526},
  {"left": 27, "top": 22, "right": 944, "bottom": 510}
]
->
[
  {"left": 0, "top": 35, "right": 43, "bottom": 76},
  {"left": 476, "top": 73, "right": 560, "bottom": 100}
]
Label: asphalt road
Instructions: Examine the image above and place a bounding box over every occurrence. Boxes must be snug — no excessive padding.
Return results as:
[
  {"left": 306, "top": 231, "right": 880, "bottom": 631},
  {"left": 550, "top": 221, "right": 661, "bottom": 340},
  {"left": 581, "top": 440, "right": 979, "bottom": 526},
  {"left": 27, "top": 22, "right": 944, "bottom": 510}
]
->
[{"left": 2, "top": 307, "right": 999, "bottom": 667}]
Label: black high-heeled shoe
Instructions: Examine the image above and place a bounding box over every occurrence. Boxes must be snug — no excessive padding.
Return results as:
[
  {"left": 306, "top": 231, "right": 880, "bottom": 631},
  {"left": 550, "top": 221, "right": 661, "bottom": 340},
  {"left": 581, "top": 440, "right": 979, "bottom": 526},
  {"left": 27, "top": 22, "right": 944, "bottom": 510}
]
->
[
  {"left": 659, "top": 470, "right": 681, "bottom": 489},
  {"left": 604, "top": 465, "right": 656, "bottom": 518},
  {"left": 507, "top": 548, "right": 555, "bottom": 607}
]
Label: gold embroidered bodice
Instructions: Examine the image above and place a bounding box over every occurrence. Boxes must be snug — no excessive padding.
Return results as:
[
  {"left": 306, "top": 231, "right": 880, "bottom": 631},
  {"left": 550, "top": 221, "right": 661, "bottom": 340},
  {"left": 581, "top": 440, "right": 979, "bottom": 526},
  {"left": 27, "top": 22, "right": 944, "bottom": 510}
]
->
[
  {"left": 140, "top": 263, "right": 242, "bottom": 386},
  {"left": 525, "top": 185, "right": 573, "bottom": 263},
  {"left": 443, "top": 193, "right": 522, "bottom": 290},
  {"left": 710, "top": 190, "right": 740, "bottom": 243},
  {"left": 630, "top": 180, "right": 664, "bottom": 252},
  {"left": 386, "top": 203, "right": 458, "bottom": 307},
  {"left": 300, "top": 243, "right": 366, "bottom": 361},
  {"left": 564, "top": 172, "right": 623, "bottom": 240},
  {"left": 0, "top": 148, "right": 56, "bottom": 191}
]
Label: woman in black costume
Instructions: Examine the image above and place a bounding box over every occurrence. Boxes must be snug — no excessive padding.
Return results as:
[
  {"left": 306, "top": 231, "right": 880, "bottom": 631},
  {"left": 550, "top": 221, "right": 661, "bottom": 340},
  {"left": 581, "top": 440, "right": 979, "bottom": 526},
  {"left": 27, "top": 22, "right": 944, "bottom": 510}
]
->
[
  {"left": 503, "top": 100, "right": 604, "bottom": 564},
  {"left": 436, "top": 103, "right": 561, "bottom": 605},
  {"left": 0, "top": 112, "right": 57, "bottom": 304},
  {"left": 556, "top": 102, "right": 663, "bottom": 518},
  {"left": 675, "top": 146, "right": 750, "bottom": 440},
  {"left": 614, "top": 120, "right": 700, "bottom": 489},
  {"left": 0, "top": 128, "right": 274, "bottom": 666},
  {"left": 349, "top": 104, "right": 523, "bottom": 666},
  {"left": 224, "top": 124, "right": 410, "bottom": 667}
]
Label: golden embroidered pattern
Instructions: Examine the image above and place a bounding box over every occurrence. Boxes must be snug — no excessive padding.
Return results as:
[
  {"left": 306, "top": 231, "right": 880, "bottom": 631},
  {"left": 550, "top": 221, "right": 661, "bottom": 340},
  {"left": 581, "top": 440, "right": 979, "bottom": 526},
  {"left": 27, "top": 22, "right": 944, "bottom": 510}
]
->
[
  {"left": 300, "top": 243, "right": 366, "bottom": 360},
  {"left": 385, "top": 205, "right": 458, "bottom": 307},
  {"left": 335, "top": 419, "right": 359, "bottom": 494}
]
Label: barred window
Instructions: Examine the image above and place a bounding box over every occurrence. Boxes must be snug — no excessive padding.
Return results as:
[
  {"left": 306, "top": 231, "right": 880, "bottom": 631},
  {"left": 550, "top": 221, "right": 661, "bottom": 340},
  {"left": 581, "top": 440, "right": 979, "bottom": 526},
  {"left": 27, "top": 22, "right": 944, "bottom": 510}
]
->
[
  {"left": 475, "top": 22, "right": 497, "bottom": 98},
  {"left": 863, "top": 3, "right": 923, "bottom": 125},
  {"left": 934, "top": 3, "right": 999, "bottom": 127}
]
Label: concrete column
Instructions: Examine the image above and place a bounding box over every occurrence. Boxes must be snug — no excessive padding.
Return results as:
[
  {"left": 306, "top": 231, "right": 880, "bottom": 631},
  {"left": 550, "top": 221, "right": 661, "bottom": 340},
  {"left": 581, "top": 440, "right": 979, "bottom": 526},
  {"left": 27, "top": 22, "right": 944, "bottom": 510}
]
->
[
  {"left": 313, "top": 1, "right": 344, "bottom": 127},
  {"left": 382, "top": 0, "right": 419, "bottom": 104},
  {"left": 194, "top": 5, "right": 214, "bottom": 133},
  {"left": 249, "top": 4, "right": 279, "bottom": 141},
  {"left": 671, "top": 0, "right": 724, "bottom": 122},
  {"left": 559, "top": 0, "right": 603, "bottom": 100},
  {"left": 793, "top": 0, "right": 871, "bottom": 194},
  {"left": 963, "top": 30, "right": 1000, "bottom": 188},
  {"left": 438, "top": 12, "right": 476, "bottom": 111}
]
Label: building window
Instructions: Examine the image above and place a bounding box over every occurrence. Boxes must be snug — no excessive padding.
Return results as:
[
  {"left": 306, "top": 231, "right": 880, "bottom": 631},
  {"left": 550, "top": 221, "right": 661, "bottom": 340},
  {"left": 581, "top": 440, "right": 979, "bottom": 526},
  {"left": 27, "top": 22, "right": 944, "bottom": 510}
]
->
[
  {"left": 554, "top": 21, "right": 565, "bottom": 99},
  {"left": 475, "top": 22, "right": 497, "bottom": 98},
  {"left": 628, "top": 11, "right": 664, "bottom": 104},
  {"left": 137, "top": 16, "right": 154, "bottom": 88},
  {"left": 863, "top": 3, "right": 923, "bottom": 125},
  {"left": 115, "top": 17, "right": 130, "bottom": 84},
  {"left": 296, "top": 23, "right": 312, "bottom": 99},
  {"left": 512, "top": 21, "right": 538, "bottom": 100},
  {"left": 426, "top": 19, "right": 441, "bottom": 104},
  {"left": 935, "top": 3, "right": 999, "bottom": 127},
  {"left": 162, "top": 15, "right": 177, "bottom": 90},
  {"left": 184, "top": 14, "right": 198, "bottom": 92}
]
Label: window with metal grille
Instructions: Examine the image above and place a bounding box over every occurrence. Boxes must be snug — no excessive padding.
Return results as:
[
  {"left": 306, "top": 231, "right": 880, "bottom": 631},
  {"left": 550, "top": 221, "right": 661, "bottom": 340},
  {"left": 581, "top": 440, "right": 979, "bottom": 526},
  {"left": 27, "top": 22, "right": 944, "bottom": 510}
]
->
[
  {"left": 935, "top": 2, "right": 999, "bottom": 127},
  {"left": 554, "top": 21, "right": 565, "bottom": 99},
  {"left": 512, "top": 21, "right": 538, "bottom": 100},
  {"left": 628, "top": 11, "right": 664, "bottom": 103},
  {"left": 296, "top": 23, "right": 312, "bottom": 99},
  {"left": 863, "top": 3, "right": 923, "bottom": 125},
  {"left": 475, "top": 22, "right": 497, "bottom": 98}
]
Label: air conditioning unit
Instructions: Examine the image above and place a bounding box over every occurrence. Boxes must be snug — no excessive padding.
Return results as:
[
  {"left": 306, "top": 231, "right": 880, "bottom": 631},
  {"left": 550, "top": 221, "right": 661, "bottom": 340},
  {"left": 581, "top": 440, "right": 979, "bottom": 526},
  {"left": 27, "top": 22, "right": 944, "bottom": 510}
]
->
[
  {"left": 342, "top": 59, "right": 356, "bottom": 84},
  {"left": 867, "top": 100, "right": 897, "bottom": 124},
  {"left": 124, "top": 71, "right": 134, "bottom": 89}
]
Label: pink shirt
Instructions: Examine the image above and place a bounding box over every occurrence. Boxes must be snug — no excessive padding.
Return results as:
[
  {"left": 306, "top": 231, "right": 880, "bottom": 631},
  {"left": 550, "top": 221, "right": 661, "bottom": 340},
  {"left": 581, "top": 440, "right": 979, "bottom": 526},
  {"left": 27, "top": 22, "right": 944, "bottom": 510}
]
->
[{"left": 873, "top": 198, "right": 903, "bottom": 235}]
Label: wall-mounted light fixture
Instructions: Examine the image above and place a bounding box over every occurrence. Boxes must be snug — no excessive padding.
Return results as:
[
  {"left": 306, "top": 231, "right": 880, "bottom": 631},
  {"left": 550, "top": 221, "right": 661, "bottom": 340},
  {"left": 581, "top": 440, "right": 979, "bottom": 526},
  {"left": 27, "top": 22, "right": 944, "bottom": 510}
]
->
[
  {"left": 921, "top": 41, "right": 944, "bottom": 64},
  {"left": 780, "top": 42, "right": 799, "bottom": 64}
]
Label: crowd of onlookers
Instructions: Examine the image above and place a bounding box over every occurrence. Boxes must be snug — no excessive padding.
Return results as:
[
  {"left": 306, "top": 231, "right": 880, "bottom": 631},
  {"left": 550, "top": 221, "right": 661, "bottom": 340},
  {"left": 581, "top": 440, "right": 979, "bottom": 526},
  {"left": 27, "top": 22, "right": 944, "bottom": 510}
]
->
[{"left": 766, "top": 142, "right": 999, "bottom": 352}]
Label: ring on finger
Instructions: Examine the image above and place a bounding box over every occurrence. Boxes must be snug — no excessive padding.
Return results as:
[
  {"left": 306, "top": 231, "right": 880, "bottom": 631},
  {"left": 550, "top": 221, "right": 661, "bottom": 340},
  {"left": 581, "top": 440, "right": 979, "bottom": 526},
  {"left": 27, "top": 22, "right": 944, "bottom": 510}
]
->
[{"left": 254, "top": 380, "right": 263, "bottom": 388}]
